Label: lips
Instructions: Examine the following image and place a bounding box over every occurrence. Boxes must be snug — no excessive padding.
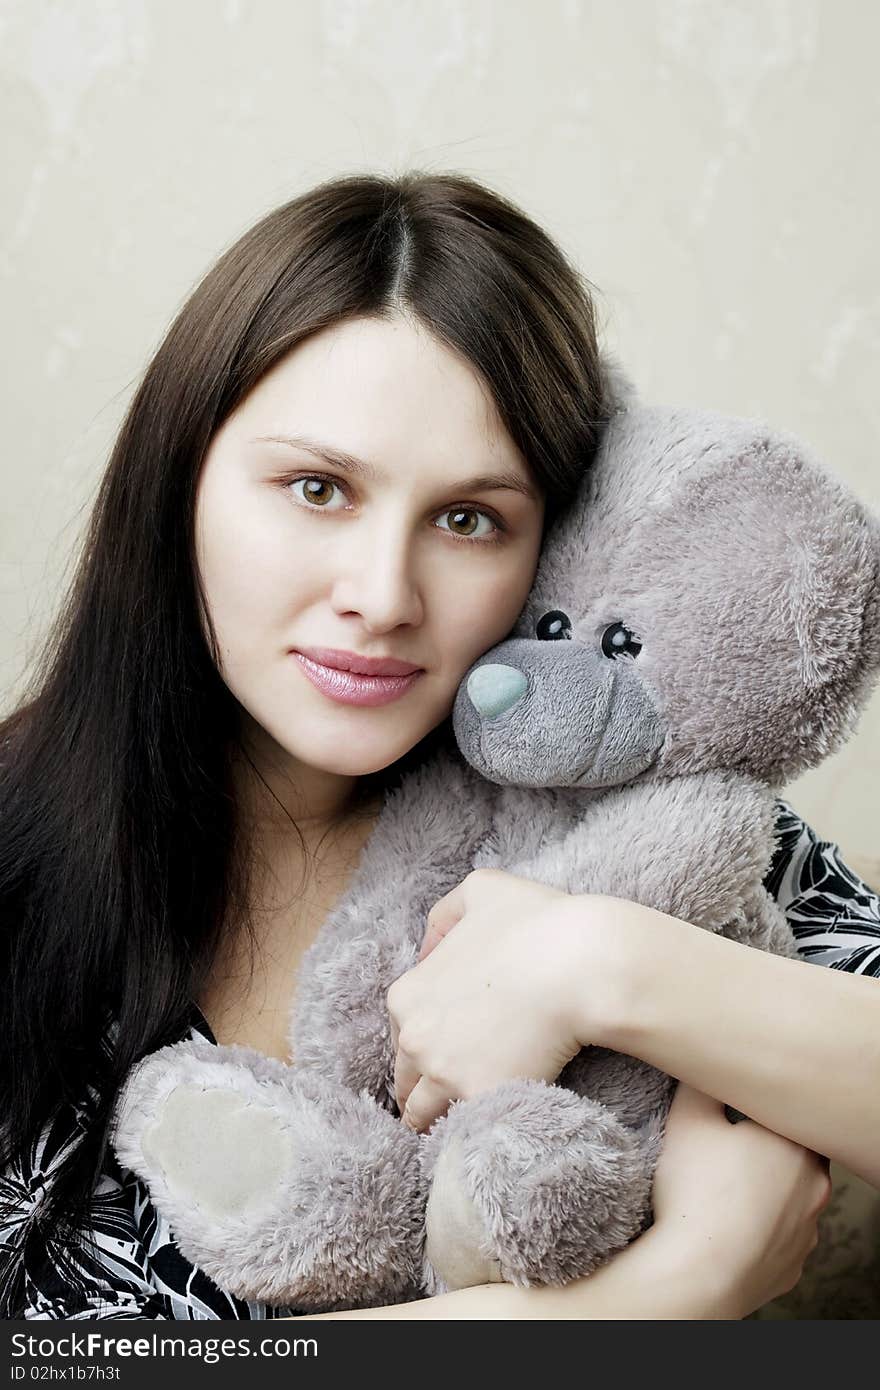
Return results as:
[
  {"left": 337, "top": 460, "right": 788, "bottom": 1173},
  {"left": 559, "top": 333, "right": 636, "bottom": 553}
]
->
[
  {"left": 291, "top": 646, "right": 423, "bottom": 677},
  {"left": 290, "top": 647, "right": 425, "bottom": 707}
]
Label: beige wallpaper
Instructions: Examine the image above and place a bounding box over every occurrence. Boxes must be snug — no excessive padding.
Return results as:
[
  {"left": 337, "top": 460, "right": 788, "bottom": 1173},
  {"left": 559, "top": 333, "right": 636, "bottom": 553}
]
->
[{"left": 2, "top": 0, "right": 878, "bottom": 877}]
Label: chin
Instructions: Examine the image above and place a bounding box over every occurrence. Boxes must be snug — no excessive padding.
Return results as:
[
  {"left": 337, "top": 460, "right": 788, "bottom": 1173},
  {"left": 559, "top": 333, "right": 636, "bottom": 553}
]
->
[
  {"left": 289, "top": 728, "right": 429, "bottom": 779},
  {"left": 337, "top": 740, "right": 425, "bottom": 777}
]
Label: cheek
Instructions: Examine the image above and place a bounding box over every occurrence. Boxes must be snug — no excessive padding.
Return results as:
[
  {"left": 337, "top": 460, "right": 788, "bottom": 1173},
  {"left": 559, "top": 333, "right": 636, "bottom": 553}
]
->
[
  {"left": 195, "top": 485, "right": 316, "bottom": 654},
  {"left": 437, "top": 546, "right": 539, "bottom": 671}
]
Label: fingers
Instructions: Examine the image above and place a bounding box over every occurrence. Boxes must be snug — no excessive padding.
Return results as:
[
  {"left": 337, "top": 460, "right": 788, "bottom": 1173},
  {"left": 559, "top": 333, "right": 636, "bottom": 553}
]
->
[
  {"left": 393, "top": 1042, "right": 452, "bottom": 1133},
  {"left": 401, "top": 1076, "right": 450, "bottom": 1133},
  {"left": 392, "top": 1047, "right": 421, "bottom": 1119},
  {"left": 418, "top": 880, "right": 467, "bottom": 960}
]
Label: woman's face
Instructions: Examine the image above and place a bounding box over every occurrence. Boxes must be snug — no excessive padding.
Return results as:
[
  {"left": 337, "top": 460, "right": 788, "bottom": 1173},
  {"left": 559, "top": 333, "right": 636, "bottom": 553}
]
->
[{"left": 194, "top": 313, "right": 545, "bottom": 798}]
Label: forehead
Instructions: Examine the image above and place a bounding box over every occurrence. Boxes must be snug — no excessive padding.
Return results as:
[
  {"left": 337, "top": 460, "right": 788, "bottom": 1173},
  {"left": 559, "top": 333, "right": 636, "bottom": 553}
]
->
[{"left": 230, "top": 315, "right": 529, "bottom": 477}]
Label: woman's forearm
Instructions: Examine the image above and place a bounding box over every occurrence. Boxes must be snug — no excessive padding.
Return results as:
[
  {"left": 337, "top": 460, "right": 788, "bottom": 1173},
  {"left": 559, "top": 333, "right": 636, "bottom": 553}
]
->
[
  {"left": 586, "top": 896, "right": 880, "bottom": 1187},
  {"left": 287, "top": 1227, "right": 739, "bottom": 1320}
]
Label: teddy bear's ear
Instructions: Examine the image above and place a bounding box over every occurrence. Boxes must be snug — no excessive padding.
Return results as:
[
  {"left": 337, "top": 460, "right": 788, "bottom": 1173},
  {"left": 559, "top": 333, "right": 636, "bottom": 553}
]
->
[
  {"left": 788, "top": 523, "right": 880, "bottom": 689},
  {"left": 656, "top": 428, "right": 880, "bottom": 686},
  {"left": 747, "top": 436, "right": 880, "bottom": 695},
  {"left": 624, "top": 422, "right": 880, "bottom": 784}
]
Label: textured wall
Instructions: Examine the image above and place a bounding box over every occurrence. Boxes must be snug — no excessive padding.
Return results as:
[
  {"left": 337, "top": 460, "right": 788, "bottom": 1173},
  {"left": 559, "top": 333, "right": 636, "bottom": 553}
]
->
[{"left": 1, "top": 0, "right": 878, "bottom": 875}]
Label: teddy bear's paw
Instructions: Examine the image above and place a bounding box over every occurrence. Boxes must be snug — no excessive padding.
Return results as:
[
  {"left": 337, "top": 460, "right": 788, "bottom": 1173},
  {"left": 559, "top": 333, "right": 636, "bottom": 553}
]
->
[
  {"left": 422, "top": 1079, "right": 653, "bottom": 1290},
  {"left": 111, "top": 1039, "right": 426, "bottom": 1310}
]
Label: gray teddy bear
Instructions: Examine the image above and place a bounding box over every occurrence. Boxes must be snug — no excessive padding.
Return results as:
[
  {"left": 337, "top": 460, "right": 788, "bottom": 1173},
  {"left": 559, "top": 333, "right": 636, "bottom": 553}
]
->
[{"left": 111, "top": 395, "right": 880, "bottom": 1313}]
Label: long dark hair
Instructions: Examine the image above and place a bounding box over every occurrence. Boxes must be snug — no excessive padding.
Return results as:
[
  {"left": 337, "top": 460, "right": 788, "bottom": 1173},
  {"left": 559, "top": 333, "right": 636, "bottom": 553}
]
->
[{"left": 0, "top": 171, "right": 611, "bottom": 1286}]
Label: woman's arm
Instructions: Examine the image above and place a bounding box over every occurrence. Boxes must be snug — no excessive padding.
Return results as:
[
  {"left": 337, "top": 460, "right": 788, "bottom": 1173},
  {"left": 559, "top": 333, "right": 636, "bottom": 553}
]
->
[
  {"left": 590, "top": 895, "right": 880, "bottom": 1188},
  {"left": 389, "top": 822, "right": 880, "bottom": 1185},
  {"left": 288, "top": 1086, "right": 828, "bottom": 1320},
  {"left": 290, "top": 1232, "right": 709, "bottom": 1320}
]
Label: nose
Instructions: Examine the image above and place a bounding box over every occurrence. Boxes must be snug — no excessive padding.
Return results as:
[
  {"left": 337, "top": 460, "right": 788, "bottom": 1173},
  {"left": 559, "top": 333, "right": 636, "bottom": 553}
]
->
[
  {"left": 330, "top": 529, "right": 424, "bottom": 633},
  {"left": 467, "top": 664, "right": 528, "bottom": 717}
]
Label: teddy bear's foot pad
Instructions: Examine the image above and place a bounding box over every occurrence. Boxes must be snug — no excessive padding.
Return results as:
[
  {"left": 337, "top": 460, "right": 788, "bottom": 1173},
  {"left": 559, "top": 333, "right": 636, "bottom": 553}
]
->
[{"left": 139, "top": 1082, "right": 292, "bottom": 1219}]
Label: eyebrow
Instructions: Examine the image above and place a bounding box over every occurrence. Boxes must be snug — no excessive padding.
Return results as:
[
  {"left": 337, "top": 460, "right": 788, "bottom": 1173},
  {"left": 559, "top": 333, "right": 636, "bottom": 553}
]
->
[{"left": 251, "top": 433, "right": 540, "bottom": 501}]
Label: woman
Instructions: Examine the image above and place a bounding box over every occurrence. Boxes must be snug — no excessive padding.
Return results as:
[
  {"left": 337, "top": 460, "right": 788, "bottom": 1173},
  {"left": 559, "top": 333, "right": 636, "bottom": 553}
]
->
[{"left": 0, "top": 171, "right": 875, "bottom": 1321}]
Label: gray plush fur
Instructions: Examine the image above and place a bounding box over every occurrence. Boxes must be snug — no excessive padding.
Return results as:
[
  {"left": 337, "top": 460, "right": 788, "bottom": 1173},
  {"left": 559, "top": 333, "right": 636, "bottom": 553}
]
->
[{"left": 111, "top": 397, "right": 880, "bottom": 1312}]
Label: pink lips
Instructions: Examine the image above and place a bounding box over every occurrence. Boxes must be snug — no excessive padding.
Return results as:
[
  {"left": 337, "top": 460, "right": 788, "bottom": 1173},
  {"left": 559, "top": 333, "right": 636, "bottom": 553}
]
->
[{"left": 290, "top": 646, "right": 425, "bottom": 707}]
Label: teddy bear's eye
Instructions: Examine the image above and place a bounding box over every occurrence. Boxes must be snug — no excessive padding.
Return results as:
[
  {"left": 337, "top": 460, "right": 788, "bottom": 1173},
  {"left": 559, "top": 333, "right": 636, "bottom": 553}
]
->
[
  {"left": 601, "top": 623, "right": 642, "bottom": 659},
  {"left": 536, "top": 610, "right": 572, "bottom": 641}
]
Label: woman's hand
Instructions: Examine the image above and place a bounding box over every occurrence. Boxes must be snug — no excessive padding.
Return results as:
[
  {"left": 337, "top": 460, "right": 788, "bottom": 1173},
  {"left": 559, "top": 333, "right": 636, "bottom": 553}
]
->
[
  {"left": 651, "top": 1083, "right": 832, "bottom": 1317},
  {"left": 387, "top": 868, "right": 598, "bottom": 1132}
]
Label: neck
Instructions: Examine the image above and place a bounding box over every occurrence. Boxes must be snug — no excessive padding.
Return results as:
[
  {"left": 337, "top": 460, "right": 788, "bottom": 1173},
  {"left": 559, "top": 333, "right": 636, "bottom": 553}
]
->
[{"left": 231, "top": 718, "right": 369, "bottom": 845}]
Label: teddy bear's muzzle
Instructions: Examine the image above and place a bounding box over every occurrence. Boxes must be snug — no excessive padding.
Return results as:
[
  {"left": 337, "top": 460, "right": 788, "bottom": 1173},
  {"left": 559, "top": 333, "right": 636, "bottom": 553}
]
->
[{"left": 454, "top": 638, "right": 665, "bottom": 789}]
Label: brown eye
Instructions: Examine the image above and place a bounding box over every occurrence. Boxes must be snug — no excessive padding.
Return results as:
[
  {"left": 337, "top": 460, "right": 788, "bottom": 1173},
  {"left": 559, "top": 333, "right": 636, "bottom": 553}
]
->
[
  {"left": 436, "top": 508, "right": 496, "bottom": 540},
  {"left": 290, "top": 477, "right": 344, "bottom": 508},
  {"left": 449, "top": 509, "right": 478, "bottom": 535}
]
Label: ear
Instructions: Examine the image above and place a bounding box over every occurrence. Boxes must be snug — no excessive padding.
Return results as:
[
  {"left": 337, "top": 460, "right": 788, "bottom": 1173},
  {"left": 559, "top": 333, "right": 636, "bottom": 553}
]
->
[
  {"left": 658, "top": 430, "right": 880, "bottom": 694},
  {"left": 620, "top": 425, "right": 880, "bottom": 784},
  {"left": 788, "top": 524, "right": 880, "bottom": 689}
]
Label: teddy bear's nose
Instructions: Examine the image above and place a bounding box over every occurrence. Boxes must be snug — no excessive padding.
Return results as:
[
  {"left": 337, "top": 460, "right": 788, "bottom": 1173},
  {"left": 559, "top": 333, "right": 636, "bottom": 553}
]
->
[{"left": 466, "top": 664, "right": 528, "bottom": 717}]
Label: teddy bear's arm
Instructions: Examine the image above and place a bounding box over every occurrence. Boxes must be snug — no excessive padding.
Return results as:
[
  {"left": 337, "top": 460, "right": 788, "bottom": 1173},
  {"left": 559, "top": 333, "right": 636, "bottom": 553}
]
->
[{"left": 510, "top": 771, "right": 782, "bottom": 935}]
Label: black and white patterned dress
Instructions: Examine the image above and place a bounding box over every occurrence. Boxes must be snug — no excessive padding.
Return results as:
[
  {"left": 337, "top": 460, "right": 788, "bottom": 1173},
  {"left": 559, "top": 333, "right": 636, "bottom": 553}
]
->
[
  {"left": 765, "top": 806, "right": 880, "bottom": 975},
  {"left": 2, "top": 803, "right": 878, "bottom": 1320}
]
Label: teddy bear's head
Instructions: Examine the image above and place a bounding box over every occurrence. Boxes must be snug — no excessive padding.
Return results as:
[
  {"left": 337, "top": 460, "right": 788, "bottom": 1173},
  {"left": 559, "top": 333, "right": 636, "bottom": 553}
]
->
[{"left": 453, "top": 405, "right": 880, "bottom": 790}]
